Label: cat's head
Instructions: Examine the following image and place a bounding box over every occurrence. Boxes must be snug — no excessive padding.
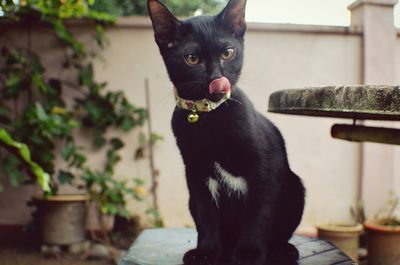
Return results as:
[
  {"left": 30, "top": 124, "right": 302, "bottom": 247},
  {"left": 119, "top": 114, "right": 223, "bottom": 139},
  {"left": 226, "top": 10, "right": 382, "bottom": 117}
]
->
[{"left": 148, "top": 0, "right": 247, "bottom": 102}]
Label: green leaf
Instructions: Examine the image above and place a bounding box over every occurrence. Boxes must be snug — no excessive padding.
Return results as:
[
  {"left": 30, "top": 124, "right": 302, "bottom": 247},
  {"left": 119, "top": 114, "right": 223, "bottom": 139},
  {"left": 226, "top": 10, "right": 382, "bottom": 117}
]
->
[
  {"left": 110, "top": 138, "right": 124, "bottom": 150},
  {"left": 0, "top": 128, "right": 15, "bottom": 146},
  {"left": 32, "top": 72, "right": 48, "bottom": 93},
  {"left": 134, "top": 147, "right": 144, "bottom": 160},
  {"left": 3, "top": 155, "right": 23, "bottom": 187},
  {"left": 146, "top": 208, "right": 164, "bottom": 227},
  {"left": 18, "top": 144, "right": 32, "bottom": 162},
  {"left": 121, "top": 117, "right": 134, "bottom": 131},
  {"left": 6, "top": 71, "right": 22, "bottom": 88},
  {"left": 61, "top": 143, "right": 72, "bottom": 161},
  {"left": 68, "top": 119, "right": 81, "bottom": 129},
  {"left": 151, "top": 133, "right": 164, "bottom": 144},
  {"left": 95, "top": 25, "right": 104, "bottom": 46},
  {"left": 8, "top": 50, "right": 23, "bottom": 64},
  {"left": 93, "top": 129, "right": 106, "bottom": 148},
  {"left": 71, "top": 152, "right": 86, "bottom": 167},
  {"left": 102, "top": 203, "right": 118, "bottom": 215},
  {"left": 30, "top": 163, "right": 51, "bottom": 193},
  {"left": 30, "top": 53, "right": 44, "bottom": 73},
  {"left": 134, "top": 178, "right": 145, "bottom": 186},
  {"left": 79, "top": 64, "right": 94, "bottom": 88},
  {"left": 35, "top": 103, "right": 48, "bottom": 121},
  {"left": 58, "top": 170, "right": 74, "bottom": 184},
  {"left": 6, "top": 71, "right": 23, "bottom": 91},
  {"left": 134, "top": 108, "right": 148, "bottom": 125},
  {"left": 85, "top": 101, "right": 102, "bottom": 122},
  {"left": 138, "top": 132, "right": 146, "bottom": 145}
]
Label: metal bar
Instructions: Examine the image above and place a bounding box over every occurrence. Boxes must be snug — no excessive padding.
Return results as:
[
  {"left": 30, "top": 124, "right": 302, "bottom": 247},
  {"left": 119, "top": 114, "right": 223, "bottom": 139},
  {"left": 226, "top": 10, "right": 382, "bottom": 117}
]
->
[{"left": 331, "top": 124, "right": 400, "bottom": 145}]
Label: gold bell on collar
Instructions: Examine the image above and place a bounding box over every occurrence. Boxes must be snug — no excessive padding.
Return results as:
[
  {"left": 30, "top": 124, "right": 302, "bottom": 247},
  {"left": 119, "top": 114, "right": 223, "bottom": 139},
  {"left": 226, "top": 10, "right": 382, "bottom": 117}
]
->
[{"left": 187, "top": 110, "right": 199, "bottom": 123}]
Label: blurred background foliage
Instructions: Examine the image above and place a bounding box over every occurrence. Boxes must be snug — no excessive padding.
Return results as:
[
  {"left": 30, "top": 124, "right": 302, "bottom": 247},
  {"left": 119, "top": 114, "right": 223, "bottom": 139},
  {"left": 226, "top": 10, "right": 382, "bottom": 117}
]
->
[
  {"left": 0, "top": 0, "right": 149, "bottom": 220},
  {"left": 0, "top": 0, "right": 228, "bottom": 18}
]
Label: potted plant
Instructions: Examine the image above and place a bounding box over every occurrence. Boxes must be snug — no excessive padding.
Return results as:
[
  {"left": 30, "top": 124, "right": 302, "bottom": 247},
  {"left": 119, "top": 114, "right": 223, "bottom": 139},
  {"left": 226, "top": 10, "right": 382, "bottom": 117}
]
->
[
  {"left": 316, "top": 202, "right": 364, "bottom": 262},
  {"left": 317, "top": 222, "right": 363, "bottom": 262},
  {"left": 0, "top": 0, "right": 151, "bottom": 248},
  {"left": 364, "top": 192, "right": 400, "bottom": 265},
  {"left": 32, "top": 194, "right": 90, "bottom": 245}
]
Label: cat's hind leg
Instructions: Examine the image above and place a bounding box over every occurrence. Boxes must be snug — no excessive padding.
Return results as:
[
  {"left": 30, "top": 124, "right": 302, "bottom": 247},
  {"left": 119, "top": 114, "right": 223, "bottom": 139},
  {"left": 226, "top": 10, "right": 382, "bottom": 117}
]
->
[{"left": 268, "top": 243, "right": 299, "bottom": 265}]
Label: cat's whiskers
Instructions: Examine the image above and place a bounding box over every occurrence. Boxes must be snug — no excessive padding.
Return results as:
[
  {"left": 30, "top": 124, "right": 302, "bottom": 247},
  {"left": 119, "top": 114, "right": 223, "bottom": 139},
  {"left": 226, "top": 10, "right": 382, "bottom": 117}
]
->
[
  {"left": 157, "top": 81, "right": 204, "bottom": 107},
  {"left": 237, "top": 78, "right": 259, "bottom": 87},
  {"left": 227, "top": 97, "right": 242, "bottom": 105},
  {"left": 157, "top": 90, "right": 175, "bottom": 106},
  {"left": 239, "top": 70, "right": 264, "bottom": 84}
]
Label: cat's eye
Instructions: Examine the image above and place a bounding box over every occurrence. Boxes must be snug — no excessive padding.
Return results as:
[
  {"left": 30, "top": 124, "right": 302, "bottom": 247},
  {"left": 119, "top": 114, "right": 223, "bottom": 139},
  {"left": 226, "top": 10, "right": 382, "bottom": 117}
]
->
[
  {"left": 184, "top": 54, "right": 201, "bottom": 65},
  {"left": 221, "top": 48, "right": 235, "bottom": 60}
]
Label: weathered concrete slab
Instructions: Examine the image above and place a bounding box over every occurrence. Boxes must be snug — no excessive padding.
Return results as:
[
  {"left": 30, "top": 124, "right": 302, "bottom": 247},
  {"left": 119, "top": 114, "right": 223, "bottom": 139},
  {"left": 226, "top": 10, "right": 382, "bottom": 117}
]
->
[
  {"left": 119, "top": 228, "right": 356, "bottom": 265},
  {"left": 268, "top": 86, "right": 400, "bottom": 121},
  {"left": 119, "top": 228, "right": 196, "bottom": 265}
]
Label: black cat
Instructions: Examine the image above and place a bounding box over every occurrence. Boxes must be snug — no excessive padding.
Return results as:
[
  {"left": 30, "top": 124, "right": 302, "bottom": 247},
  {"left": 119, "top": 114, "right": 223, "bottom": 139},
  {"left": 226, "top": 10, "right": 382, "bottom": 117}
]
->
[{"left": 147, "top": 0, "right": 305, "bottom": 264}]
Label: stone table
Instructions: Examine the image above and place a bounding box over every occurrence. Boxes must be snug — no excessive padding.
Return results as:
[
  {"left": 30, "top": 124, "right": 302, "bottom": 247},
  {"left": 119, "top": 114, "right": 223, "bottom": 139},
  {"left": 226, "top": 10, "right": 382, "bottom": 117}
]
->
[
  {"left": 268, "top": 85, "right": 400, "bottom": 145},
  {"left": 119, "top": 228, "right": 355, "bottom": 265}
]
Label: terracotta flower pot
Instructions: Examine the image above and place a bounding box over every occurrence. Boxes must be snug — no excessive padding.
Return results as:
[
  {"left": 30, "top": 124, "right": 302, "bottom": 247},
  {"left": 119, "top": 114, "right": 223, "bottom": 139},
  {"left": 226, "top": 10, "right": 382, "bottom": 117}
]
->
[
  {"left": 364, "top": 221, "right": 400, "bottom": 265},
  {"left": 317, "top": 222, "right": 363, "bottom": 262},
  {"left": 33, "top": 194, "right": 89, "bottom": 245}
]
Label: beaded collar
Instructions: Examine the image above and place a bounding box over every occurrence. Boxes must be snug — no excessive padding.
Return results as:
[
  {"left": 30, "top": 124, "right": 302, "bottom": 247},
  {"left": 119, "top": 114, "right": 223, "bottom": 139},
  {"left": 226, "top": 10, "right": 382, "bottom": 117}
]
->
[
  {"left": 174, "top": 88, "right": 231, "bottom": 123},
  {"left": 174, "top": 88, "right": 231, "bottom": 112}
]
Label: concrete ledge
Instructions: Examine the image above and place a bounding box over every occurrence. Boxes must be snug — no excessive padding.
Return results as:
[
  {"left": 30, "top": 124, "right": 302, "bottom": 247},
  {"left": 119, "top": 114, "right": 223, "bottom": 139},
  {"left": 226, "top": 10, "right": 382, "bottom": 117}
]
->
[
  {"left": 246, "top": 22, "right": 361, "bottom": 35},
  {"left": 348, "top": 0, "right": 398, "bottom": 10},
  {"left": 268, "top": 86, "right": 400, "bottom": 121},
  {"left": 113, "top": 17, "right": 362, "bottom": 35}
]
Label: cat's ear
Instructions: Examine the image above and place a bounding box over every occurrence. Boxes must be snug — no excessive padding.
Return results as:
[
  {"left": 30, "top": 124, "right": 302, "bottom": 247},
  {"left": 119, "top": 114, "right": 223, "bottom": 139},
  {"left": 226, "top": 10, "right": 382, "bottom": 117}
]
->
[
  {"left": 217, "top": 0, "right": 247, "bottom": 37},
  {"left": 148, "top": 0, "right": 181, "bottom": 47}
]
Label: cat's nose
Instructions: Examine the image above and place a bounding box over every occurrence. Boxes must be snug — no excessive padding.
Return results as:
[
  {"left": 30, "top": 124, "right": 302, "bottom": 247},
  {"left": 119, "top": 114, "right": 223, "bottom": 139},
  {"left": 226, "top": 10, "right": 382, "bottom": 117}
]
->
[{"left": 209, "top": 77, "right": 231, "bottom": 94}]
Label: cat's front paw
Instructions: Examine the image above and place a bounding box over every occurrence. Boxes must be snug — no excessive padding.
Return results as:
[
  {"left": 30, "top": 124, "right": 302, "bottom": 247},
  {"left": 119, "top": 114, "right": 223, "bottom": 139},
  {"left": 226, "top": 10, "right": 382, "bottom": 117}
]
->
[
  {"left": 183, "top": 248, "right": 218, "bottom": 265},
  {"left": 232, "top": 247, "right": 265, "bottom": 265}
]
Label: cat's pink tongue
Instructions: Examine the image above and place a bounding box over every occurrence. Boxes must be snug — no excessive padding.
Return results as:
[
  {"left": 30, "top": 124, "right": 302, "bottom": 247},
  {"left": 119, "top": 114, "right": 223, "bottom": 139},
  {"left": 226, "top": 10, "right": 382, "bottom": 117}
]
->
[{"left": 209, "top": 77, "right": 231, "bottom": 94}]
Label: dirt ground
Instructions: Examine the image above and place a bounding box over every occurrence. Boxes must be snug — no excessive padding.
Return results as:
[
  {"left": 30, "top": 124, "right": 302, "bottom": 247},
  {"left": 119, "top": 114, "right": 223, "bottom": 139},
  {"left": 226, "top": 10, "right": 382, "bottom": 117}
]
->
[{"left": 0, "top": 248, "right": 113, "bottom": 265}]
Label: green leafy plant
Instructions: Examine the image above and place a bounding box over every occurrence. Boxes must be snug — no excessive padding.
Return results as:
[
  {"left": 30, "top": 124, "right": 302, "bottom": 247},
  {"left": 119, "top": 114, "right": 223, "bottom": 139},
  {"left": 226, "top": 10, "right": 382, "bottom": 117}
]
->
[
  {"left": 374, "top": 192, "right": 400, "bottom": 226},
  {"left": 0, "top": 0, "right": 152, "bottom": 220}
]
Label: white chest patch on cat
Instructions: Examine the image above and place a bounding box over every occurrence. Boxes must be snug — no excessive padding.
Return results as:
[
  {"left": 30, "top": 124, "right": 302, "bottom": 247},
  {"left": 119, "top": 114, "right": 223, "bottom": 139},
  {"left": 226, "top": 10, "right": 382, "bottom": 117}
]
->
[
  {"left": 215, "top": 162, "right": 248, "bottom": 197},
  {"left": 206, "top": 162, "right": 248, "bottom": 206},
  {"left": 207, "top": 177, "right": 220, "bottom": 206}
]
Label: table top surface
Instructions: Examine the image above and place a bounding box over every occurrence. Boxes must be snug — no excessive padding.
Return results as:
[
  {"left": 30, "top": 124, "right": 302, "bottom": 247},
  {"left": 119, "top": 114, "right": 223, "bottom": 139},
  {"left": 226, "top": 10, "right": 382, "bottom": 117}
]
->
[
  {"left": 268, "top": 85, "right": 400, "bottom": 121},
  {"left": 119, "top": 228, "right": 356, "bottom": 265}
]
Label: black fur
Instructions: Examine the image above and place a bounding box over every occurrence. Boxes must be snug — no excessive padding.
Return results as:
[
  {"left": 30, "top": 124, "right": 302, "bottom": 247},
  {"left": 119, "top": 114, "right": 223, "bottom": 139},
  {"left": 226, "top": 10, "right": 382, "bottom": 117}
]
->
[{"left": 148, "top": 1, "right": 305, "bottom": 264}]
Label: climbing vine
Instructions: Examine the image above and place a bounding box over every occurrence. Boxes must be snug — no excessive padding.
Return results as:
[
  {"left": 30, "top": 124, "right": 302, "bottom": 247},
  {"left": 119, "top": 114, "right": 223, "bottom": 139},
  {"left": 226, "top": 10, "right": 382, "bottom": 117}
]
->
[{"left": 0, "top": 0, "right": 150, "bottom": 219}]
